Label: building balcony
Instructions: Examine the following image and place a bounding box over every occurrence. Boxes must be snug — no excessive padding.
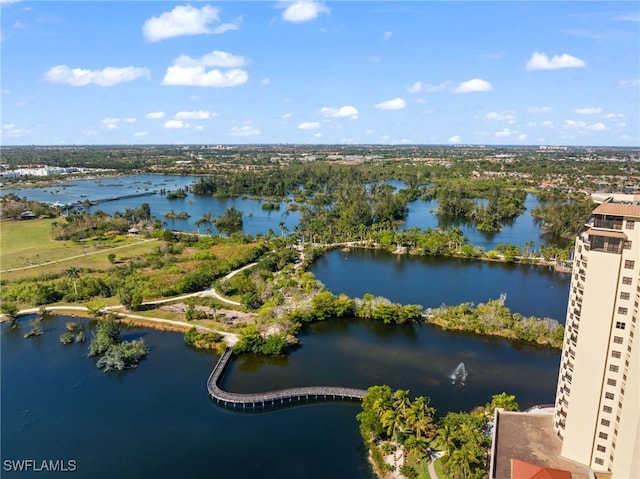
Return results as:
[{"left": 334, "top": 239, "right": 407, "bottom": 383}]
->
[{"left": 586, "top": 214, "right": 623, "bottom": 230}]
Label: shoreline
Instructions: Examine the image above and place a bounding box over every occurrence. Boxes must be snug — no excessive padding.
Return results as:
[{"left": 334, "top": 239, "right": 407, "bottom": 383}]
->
[{"left": 2, "top": 305, "right": 239, "bottom": 346}]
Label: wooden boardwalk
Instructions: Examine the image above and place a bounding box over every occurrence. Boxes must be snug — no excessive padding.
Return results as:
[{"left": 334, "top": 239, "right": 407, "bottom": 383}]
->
[{"left": 207, "top": 348, "right": 367, "bottom": 410}]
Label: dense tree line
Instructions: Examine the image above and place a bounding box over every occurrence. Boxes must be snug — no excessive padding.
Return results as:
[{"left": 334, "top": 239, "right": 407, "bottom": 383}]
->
[
  {"left": 531, "top": 193, "right": 595, "bottom": 243},
  {"left": 357, "top": 386, "right": 520, "bottom": 479}
]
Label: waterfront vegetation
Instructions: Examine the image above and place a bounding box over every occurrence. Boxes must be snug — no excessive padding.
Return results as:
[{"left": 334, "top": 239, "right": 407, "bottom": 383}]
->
[
  {"left": 87, "top": 315, "right": 148, "bottom": 371},
  {"left": 427, "top": 298, "right": 564, "bottom": 348},
  {"left": 2, "top": 146, "right": 637, "bottom": 478},
  {"left": 358, "top": 387, "right": 519, "bottom": 479},
  {"left": 183, "top": 327, "right": 223, "bottom": 351}
]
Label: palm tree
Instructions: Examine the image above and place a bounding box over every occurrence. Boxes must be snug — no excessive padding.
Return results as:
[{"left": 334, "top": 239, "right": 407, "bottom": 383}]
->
[
  {"left": 381, "top": 407, "right": 405, "bottom": 442},
  {"left": 407, "top": 396, "right": 436, "bottom": 441},
  {"left": 279, "top": 221, "right": 288, "bottom": 237},
  {"left": 434, "top": 423, "right": 457, "bottom": 456},
  {"left": 66, "top": 266, "right": 80, "bottom": 298},
  {"left": 392, "top": 389, "right": 412, "bottom": 421}
]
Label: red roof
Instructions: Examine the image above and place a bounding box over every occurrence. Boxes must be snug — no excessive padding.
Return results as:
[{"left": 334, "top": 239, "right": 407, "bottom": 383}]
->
[{"left": 511, "top": 459, "right": 572, "bottom": 479}]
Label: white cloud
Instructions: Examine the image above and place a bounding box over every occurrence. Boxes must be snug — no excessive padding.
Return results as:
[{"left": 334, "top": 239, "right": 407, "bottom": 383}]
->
[
  {"left": 574, "top": 107, "right": 602, "bottom": 115},
  {"left": 407, "top": 81, "right": 423, "bottom": 94},
  {"left": 448, "top": 135, "right": 461, "bottom": 143},
  {"left": 297, "top": 122, "right": 321, "bottom": 130},
  {"left": 143, "top": 5, "right": 237, "bottom": 43},
  {"left": 375, "top": 97, "right": 406, "bottom": 110},
  {"left": 542, "top": 120, "right": 554, "bottom": 127},
  {"left": 101, "top": 118, "right": 120, "bottom": 130},
  {"left": 174, "top": 51, "right": 246, "bottom": 68},
  {"left": 588, "top": 122, "right": 607, "bottom": 131},
  {"left": 528, "top": 106, "right": 552, "bottom": 114},
  {"left": 383, "top": 31, "right": 392, "bottom": 41},
  {"left": 145, "top": 111, "right": 165, "bottom": 120},
  {"left": 163, "top": 120, "right": 189, "bottom": 129},
  {"left": 494, "top": 128, "right": 513, "bottom": 138},
  {"left": 134, "top": 131, "right": 148, "bottom": 137},
  {"left": 605, "top": 113, "right": 624, "bottom": 120},
  {"left": 453, "top": 78, "right": 493, "bottom": 93},
  {"left": 563, "top": 120, "right": 607, "bottom": 134},
  {"left": 282, "top": 113, "right": 293, "bottom": 120},
  {"left": 163, "top": 66, "right": 247, "bottom": 87},
  {"left": 613, "top": 12, "right": 640, "bottom": 22},
  {"left": 525, "top": 52, "right": 586, "bottom": 71},
  {"left": 1, "top": 123, "right": 33, "bottom": 138},
  {"left": 45, "top": 65, "right": 150, "bottom": 87},
  {"left": 280, "top": 0, "right": 330, "bottom": 23},
  {"left": 516, "top": 134, "right": 527, "bottom": 141},
  {"left": 162, "top": 51, "right": 248, "bottom": 88},
  {"left": 620, "top": 78, "right": 640, "bottom": 88},
  {"left": 124, "top": 118, "right": 136, "bottom": 123},
  {"left": 314, "top": 132, "right": 323, "bottom": 138},
  {"left": 261, "top": 77, "right": 271, "bottom": 85},
  {"left": 424, "top": 82, "right": 451, "bottom": 93},
  {"left": 320, "top": 105, "right": 359, "bottom": 119},
  {"left": 229, "top": 125, "right": 261, "bottom": 137},
  {"left": 82, "top": 130, "right": 98, "bottom": 137},
  {"left": 484, "top": 111, "right": 516, "bottom": 124},
  {"left": 175, "top": 110, "right": 216, "bottom": 120}
]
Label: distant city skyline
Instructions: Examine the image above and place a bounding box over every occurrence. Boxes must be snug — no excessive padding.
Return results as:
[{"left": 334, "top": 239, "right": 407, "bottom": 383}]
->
[{"left": 1, "top": 1, "right": 638, "bottom": 146}]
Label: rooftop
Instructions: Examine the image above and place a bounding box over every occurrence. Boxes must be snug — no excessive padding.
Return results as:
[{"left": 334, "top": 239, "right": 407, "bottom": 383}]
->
[
  {"left": 592, "top": 203, "right": 640, "bottom": 218},
  {"left": 491, "top": 411, "right": 592, "bottom": 479}
]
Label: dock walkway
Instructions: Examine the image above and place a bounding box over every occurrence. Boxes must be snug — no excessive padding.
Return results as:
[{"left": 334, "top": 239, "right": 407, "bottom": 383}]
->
[{"left": 207, "top": 348, "right": 367, "bottom": 410}]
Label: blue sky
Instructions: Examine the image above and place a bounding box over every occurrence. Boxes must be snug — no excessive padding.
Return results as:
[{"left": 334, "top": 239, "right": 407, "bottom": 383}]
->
[{"left": 1, "top": 1, "right": 638, "bottom": 146}]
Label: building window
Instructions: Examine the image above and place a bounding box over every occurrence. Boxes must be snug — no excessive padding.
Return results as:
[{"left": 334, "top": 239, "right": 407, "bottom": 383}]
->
[
  {"left": 609, "top": 364, "right": 619, "bottom": 373},
  {"left": 622, "top": 277, "right": 632, "bottom": 285},
  {"left": 623, "top": 240, "right": 632, "bottom": 250},
  {"left": 599, "top": 432, "right": 608, "bottom": 439},
  {"left": 612, "top": 350, "right": 621, "bottom": 358},
  {"left": 601, "top": 419, "right": 611, "bottom": 426},
  {"left": 597, "top": 445, "right": 606, "bottom": 453},
  {"left": 595, "top": 458, "right": 604, "bottom": 466},
  {"left": 624, "top": 260, "right": 635, "bottom": 269},
  {"left": 607, "top": 378, "right": 617, "bottom": 386},
  {"left": 616, "top": 321, "right": 626, "bottom": 329},
  {"left": 618, "top": 307, "right": 628, "bottom": 315},
  {"left": 603, "top": 405, "right": 613, "bottom": 413},
  {"left": 620, "top": 291, "right": 630, "bottom": 300},
  {"left": 627, "top": 220, "right": 635, "bottom": 230},
  {"left": 614, "top": 336, "right": 624, "bottom": 344},
  {"left": 605, "top": 392, "right": 615, "bottom": 400}
]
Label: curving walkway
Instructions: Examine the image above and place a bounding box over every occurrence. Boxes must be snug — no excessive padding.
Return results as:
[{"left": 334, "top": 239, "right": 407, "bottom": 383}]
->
[{"left": 207, "top": 347, "right": 367, "bottom": 410}]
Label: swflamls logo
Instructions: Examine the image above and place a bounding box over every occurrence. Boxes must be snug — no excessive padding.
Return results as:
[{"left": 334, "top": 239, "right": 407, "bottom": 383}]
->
[{"left": 3, "top": 459, "right": 77, "bottom": 472}]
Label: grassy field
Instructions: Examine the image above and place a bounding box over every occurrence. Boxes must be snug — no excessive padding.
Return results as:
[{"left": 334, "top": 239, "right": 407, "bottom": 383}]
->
[{"left": 0, "top": 218, "right": 159, "bottom": 280}]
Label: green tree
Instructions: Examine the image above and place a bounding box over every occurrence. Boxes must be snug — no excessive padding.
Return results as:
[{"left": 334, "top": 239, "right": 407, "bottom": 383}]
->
[
  {"left": 1, "top": 302, "right": 20, "bottom": 328},
  {"left": 66, "top": 266, "right": 80, "bottom": 298}
]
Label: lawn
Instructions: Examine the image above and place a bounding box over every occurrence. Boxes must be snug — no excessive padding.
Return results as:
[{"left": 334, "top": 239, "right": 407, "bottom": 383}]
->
[{"left": 0, "top": 218, "right": 159, "bottom": 279}]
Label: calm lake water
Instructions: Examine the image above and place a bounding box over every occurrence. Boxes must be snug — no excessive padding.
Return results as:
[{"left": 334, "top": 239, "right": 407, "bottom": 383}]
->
[
  {"left": 2, "top": 174, "right": 567, "bottom": 477},
  {"left": 1, "top": 314, "right": 560, "bottom": 478},
  {"left": 310, "top": 248, "right": 570, "bottom": 321},
  {"left": 4, "top": 175, "right": 547, "bottom": 249}
]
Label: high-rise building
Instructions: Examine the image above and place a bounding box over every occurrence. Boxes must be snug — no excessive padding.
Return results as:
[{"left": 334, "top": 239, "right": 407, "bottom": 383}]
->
[{"left": 554, "top": 193, "right": 640, "bottom": 477}]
